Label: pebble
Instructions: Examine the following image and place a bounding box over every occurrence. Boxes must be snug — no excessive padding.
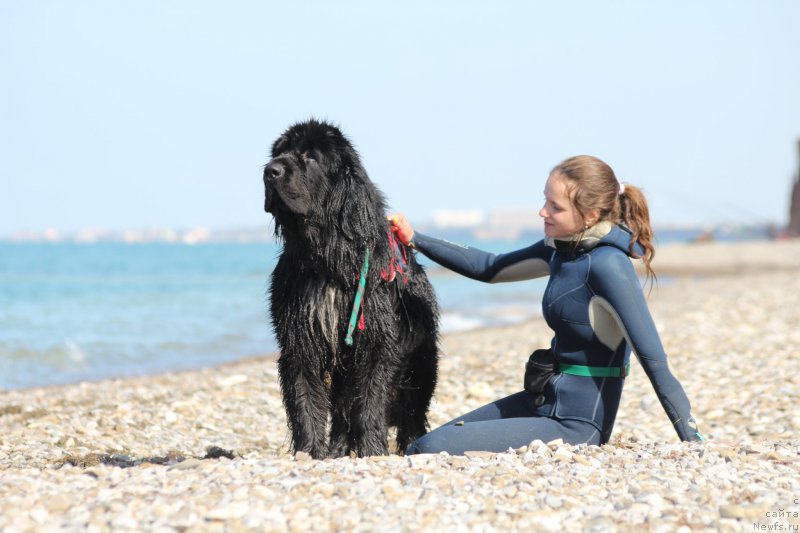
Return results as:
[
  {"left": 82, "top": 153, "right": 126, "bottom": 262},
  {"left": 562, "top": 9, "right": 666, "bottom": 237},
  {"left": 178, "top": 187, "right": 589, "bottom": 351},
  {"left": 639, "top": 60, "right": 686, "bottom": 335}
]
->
[
  {"left": 168, "top": 458, "right": 202, "bottom": 471},
  {"left": 1, "top": 267, "right": 799, "bottom": 531},
  {"left": 553, "top": 447, "right": 574, "bottom": 462},
  {"left": 719, "top": 503, "right": 770, "bottom": 519}
]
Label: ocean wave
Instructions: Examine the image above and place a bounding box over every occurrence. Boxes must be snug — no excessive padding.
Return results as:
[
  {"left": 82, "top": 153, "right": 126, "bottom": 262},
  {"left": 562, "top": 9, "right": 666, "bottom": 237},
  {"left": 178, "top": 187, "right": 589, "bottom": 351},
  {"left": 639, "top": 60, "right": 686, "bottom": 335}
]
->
[{"left": 440, "top": 303, "right": 541, "bottom": 333}]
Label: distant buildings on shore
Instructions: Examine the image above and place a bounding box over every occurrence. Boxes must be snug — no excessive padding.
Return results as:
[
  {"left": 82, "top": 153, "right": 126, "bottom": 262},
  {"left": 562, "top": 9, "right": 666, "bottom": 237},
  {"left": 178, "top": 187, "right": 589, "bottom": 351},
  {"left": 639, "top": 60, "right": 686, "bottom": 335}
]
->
[
  {"left": 0, "top": 207, "right": 780, "bottom": 244},
  {"left": 3, "top": 226, "right": 273, "bottom": 244},
  {"left": 429, "top": 208, "right": 543, "bottom": 241}
]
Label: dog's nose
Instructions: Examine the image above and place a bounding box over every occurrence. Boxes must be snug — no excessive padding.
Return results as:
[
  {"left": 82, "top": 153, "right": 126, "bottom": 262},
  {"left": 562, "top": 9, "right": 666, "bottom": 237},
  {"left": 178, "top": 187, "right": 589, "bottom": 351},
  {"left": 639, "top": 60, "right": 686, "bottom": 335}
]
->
[{"left": 265, "top": 160, "right": 285, "bottom": 182}]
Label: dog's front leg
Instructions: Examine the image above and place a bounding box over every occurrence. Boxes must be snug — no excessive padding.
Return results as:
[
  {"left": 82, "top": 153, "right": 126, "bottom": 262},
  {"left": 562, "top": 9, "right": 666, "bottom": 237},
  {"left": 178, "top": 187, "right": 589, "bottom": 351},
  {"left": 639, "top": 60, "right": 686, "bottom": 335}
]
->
[
  {"left": 349, "top": 351, "right": 394, "bottom": 457},
  {"left": 278, "top": 354, "right": 330, "bottom": 459}
]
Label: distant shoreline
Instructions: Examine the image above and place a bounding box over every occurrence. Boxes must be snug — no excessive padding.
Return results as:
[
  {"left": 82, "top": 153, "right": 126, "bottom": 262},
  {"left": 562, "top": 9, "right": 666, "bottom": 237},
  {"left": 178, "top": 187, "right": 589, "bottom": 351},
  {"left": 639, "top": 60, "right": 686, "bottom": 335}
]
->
[
  {"left": 0, "top": 221, "right": 778, "bottom": 245},
  {"left": 644, "top": 237, "right": 800, "bottom": 276}
]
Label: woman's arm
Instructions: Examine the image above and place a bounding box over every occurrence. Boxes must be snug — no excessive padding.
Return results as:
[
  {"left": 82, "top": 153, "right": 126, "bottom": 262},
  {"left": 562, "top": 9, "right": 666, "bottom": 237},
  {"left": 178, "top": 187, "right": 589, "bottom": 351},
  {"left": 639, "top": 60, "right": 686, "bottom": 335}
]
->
[
  {"left": 388, "top": 213, "right": 551, "bottom": 283},
  {"left": 588, "top": 249, "right": 704, "bottom": 442},
  {"left": 413, "top": 232, "right": 551, "bottom": 283}
]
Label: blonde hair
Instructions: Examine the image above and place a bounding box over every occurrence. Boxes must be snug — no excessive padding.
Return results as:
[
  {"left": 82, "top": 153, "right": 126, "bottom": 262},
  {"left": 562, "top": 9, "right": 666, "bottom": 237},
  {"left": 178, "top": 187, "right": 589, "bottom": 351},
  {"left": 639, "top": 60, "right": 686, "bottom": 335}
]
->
[{"left": 551, "top": 155, "right": 656, "bottom": 283}]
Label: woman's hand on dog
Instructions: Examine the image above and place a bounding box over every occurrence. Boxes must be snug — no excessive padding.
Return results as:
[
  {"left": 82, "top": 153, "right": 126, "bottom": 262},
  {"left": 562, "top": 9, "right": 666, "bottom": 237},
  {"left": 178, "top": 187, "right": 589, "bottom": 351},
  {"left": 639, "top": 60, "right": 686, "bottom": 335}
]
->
[{"left": 387, "top": 213, "right": 415, "bottom": 247}]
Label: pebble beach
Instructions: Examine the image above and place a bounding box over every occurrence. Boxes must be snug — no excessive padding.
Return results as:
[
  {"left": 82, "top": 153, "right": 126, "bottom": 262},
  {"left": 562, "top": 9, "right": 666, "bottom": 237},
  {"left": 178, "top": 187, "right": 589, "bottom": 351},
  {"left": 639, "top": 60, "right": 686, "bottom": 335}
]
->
[{"left": 1, "top": 239, "right": 799, "bottom": 532}]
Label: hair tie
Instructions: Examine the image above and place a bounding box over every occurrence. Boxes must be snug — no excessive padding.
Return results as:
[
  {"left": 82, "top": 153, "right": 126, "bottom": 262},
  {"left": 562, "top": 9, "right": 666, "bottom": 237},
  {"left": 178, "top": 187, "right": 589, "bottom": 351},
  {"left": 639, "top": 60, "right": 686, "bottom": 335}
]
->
[{"left": 618, "top": 182, "right": 625, "bottom": 196}]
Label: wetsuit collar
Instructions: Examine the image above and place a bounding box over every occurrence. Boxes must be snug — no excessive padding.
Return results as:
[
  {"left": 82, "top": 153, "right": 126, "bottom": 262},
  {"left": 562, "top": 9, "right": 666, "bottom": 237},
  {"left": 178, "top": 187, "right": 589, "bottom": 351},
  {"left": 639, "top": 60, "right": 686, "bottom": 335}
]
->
[{"left": 546, "top": 221, "right": 644, "bottom": 257}]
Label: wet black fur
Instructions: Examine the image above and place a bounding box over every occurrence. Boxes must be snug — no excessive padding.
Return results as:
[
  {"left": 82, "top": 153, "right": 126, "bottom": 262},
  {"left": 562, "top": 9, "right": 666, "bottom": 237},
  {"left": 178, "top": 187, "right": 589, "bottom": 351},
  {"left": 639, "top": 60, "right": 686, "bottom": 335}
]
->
[{"left": 264, "top": 119, "right": 439, "bottom": 458}]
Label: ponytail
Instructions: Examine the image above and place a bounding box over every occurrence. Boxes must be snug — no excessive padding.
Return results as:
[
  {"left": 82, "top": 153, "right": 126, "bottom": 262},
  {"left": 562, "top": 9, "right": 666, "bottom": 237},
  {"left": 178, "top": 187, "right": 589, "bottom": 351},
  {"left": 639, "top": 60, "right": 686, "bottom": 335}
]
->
[{"left": 618, "top": 184, "right": 657, "bottom": 286}]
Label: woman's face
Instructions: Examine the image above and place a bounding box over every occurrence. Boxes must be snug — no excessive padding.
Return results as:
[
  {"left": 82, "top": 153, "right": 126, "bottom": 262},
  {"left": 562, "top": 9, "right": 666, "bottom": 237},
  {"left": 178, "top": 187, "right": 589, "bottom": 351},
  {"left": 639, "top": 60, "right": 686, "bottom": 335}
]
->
[{"left": 539, "top": 172, "right": 588, "bottom": 238}]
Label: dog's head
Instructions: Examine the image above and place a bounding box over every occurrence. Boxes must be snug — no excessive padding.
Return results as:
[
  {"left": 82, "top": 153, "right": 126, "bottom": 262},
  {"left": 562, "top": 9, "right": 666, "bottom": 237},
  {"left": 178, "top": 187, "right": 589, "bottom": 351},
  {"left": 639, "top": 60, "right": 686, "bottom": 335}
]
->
[{"left": 264, "top": 119, "right": 385, "bottom": 244}]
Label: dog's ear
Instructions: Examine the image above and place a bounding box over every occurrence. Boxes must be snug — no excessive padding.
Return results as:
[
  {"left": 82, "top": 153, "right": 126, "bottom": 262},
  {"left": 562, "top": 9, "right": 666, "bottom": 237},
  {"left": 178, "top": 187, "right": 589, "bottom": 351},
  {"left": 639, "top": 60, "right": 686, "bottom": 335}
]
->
[{"left": 327, "top": 162, "right": 385, "bottom": 242}]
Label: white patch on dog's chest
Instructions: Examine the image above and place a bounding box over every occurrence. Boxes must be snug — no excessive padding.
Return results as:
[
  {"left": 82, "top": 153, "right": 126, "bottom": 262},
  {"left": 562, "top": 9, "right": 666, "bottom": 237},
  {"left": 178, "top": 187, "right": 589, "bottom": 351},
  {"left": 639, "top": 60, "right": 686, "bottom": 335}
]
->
[{"left": 301, "top": 277, "right": 344, "bottom": 354}]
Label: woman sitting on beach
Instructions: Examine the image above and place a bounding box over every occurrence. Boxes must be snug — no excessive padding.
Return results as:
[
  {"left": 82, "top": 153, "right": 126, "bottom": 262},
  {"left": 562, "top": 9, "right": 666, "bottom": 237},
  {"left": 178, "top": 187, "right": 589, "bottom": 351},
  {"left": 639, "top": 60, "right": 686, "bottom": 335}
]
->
[{"left": 389, "top": 155, "right": 704, "bottom": 455}]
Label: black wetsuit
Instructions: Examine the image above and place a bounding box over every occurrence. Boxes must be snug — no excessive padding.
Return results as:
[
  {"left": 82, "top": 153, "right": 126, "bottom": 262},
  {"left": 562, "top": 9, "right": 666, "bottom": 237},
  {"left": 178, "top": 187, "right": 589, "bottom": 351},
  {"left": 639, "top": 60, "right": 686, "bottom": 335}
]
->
[{"left": 406, "top": 221, "right": 703, "bottom": 455}]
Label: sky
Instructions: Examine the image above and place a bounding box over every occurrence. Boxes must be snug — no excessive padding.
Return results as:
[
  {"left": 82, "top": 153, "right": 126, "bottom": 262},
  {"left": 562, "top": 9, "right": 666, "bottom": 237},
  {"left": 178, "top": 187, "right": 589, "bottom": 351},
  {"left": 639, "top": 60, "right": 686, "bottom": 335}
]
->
[{"left": 1, "top": 1, "right": 799, "bottom": 236}]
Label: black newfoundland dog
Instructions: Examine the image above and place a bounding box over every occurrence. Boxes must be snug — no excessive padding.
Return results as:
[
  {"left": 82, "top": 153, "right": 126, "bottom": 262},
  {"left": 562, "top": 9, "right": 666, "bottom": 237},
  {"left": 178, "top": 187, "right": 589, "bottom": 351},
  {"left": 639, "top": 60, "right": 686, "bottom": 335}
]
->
[{"left": 263, "top": 119, "right": 439, "bottom": 458}]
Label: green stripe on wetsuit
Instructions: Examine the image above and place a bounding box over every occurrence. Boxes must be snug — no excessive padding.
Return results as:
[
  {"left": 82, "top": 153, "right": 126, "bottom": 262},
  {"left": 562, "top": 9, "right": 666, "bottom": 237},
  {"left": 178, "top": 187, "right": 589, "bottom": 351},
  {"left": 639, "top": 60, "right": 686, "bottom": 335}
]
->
[{"left": 559, "top": 362, "right": 630, "bottom": 378}]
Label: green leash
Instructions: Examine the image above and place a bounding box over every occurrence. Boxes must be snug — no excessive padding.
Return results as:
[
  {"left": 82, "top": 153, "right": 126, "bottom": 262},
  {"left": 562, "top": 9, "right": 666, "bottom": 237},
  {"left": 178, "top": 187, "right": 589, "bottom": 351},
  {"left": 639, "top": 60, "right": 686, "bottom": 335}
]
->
[{"left": 344, "top": 248, "right": 370, "bottom": 346}]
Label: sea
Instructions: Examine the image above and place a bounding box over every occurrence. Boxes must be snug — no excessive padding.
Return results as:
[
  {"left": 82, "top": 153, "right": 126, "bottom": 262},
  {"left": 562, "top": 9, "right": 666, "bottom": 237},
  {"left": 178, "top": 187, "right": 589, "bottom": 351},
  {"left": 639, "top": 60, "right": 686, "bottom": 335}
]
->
[
  {"left": 0, "top": 240, "right": 549, "bottom": 390},
  {"left": 0, "top": 226, "right": 770, "bottom": 390}
]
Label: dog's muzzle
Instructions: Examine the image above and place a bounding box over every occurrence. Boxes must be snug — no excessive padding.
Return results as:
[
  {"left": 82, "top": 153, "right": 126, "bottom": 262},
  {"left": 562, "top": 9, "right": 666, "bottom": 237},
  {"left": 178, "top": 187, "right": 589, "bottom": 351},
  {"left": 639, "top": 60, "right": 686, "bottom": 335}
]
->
[
  {"left": 263, "top": 156, "right": 313, "bottom": 216},
  {"left": 263, "top": 160, "right": 286, "bottom": 213}
]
